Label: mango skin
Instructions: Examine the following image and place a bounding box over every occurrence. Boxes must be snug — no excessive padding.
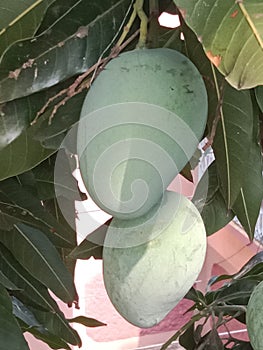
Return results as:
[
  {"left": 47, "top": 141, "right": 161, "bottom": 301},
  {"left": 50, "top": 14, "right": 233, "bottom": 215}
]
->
[
  {"left": 78, "top": 48, "right": 208, "bottom": 219},
  {"left": 103, "top": 191, "right": 207, "bottom": 328},
  {"left": 246, "top": 280, "right": 263, "bottom": 350}
]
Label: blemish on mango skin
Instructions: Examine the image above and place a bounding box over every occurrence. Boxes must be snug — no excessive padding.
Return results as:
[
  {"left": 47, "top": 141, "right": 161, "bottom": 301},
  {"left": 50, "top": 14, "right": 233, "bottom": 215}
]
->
[{"left": 206, "top": 51, "right": 222, "bottom": 67}]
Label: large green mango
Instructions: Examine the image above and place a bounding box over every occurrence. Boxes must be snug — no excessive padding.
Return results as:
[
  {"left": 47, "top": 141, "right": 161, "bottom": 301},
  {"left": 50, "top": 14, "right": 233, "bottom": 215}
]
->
[
  {"left": 246, "top": 280, "right": 263, "bottom": 349},
  {"left": 103, "top": 191, "right": 207, "bottom": 328},
  {"left": 78, "top": 48, "right": 208, "bottom": 219}
]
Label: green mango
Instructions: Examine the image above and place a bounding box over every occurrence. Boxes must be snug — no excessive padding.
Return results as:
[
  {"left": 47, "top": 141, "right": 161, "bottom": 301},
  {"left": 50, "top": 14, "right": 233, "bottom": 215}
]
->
[
  {"left": 78, "top": 48, "right": 208, "bottom": 219},
  {"left": 247, "top": 280, "right": 263, "bottom": 349},
  {"left": 103, "top": 191, "right": 207, "bottom": 328}
]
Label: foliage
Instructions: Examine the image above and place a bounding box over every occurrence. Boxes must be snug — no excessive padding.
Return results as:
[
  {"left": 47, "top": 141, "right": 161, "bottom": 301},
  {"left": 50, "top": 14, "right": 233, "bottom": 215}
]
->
[{"left": 0, "top": 0, "right": 262, "bottom": 349}]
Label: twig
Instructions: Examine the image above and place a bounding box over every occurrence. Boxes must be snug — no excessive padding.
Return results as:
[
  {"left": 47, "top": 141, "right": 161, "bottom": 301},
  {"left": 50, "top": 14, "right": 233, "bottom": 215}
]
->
[
  {"left": 135, "top": 0, "right": 148, "bottom": 48},
  {"left": 203, "top": 65, "right": 225, "bottom": 151},
  {"left": 31, "top": 26, "right": 140, "bottom": 125}
]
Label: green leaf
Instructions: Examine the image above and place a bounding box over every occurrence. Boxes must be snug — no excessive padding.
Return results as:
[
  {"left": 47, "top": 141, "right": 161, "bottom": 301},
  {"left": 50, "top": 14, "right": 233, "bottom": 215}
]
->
[
  {"left": 174, "top": 0, "right": 263, "bottom": 89},
  {"left": 0, "top": 76, "right": 78, "bottom": 151},
  {"left": 255, "top": 85, "right": 263, "bottom": 112},
  {"left": 12, "top": 296, "right": 45, "bottom": 333},
  {"left": 28, "top": 306, "right": 81, "bottom": 347},
  {"left": 0, "top": 0, "right": 54, "bottom": 59},
  {"left": 213, "top": 85, "right": 254, "bottom": 208},
  {"left": 0, "top": 223, "right": 77, "bottom": 305},
  {"left": 0, "top": 243, "right": 60, "bottom": 311},
  {"left": 180, "top": 19, "right": 256, "bottom": 209},
  {"left": 179, "top": 323, "right": 196, "bottom": 350},
  {"left": 69, "top": 219, "right": 112, "bottom": 260},
  {"left": 0, "top": 270, "right": 18, "bottom": 290},
  {"left": 0, "top": 244, "right": 80, "bottom": 346},
  {"left": 33, "top": 91, "right": 86, "bottom": 151},
  {"left": 233, "top": 251, "right": 263, "bottom": 280},
  {"left": 0, "top": 284, "right": 29, "bottom": 350},
  {"left": 215, "top": 278, "right": 259, "bottom": 307},
  {"left": 193, "top": 161, "right": 234, "bottom": 235},
  {"left": 20, "top": 320, "right": 71, "bottom": 350},
  {"left": 31, "top": 151, "right": 86, "bottom": 201},
  {"left": 0, "top": 177, "right": 74, "bottom": 248},
  {"left": 0, "top": 0, "right": 131, "bottom": 103},
  {"left": 0, "top": 120, "right": 54, "bottom": 180},
  {"left": 232, "top": 104, "right": 263, "bottom": 240},
  {"left": 68, "top": 316, "right": 106, "bottom": 328},
  {"left": 232, "top": 342, "right": 253, "bottom": 350},
  {"left": 206, "top": 329, "right": 224, "bottom": 350}
]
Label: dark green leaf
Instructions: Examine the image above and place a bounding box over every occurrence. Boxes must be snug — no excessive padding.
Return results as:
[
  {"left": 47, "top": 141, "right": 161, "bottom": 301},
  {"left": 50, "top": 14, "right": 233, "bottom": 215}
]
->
[
  {"left": 233, "top": 251, "right": 263, "bottom": 280},
  {"left": 0, "top": 76, "right": 78, "bottom": 151},
  {"left": 193, "top": 161, "right": 234, "bottom": 235},
  {"left": 160, "top": 314, "right": 203, "bottom": 350},
  {"left": 232, "top": 342, "right": 253, "bottom": 350},
  {"left": 0, "top": 0, "right": 54, "bottom": 59},
  {"left": 0, "top": 0, "right": 131, "bottom": 102},
  {"left": 255, "top": 86, "right": 263, "bottom": 112},
  {"left": 20, "top": 321, "right": 71, "bottom": 350},
  {"left": 0, "top": 243, "right": 80, "bottom": 346},
  {"left": 12, "top": 296, "right": 45, "bottom": 333},
  {"left": 69, "top": 219, "right": 112, "bottom": 260},
  {"left": 216, "top": 278, "right": 258, "bottom": 306},
  {"left": 0, "top": 243, "right": 60, "bottom": 311},
  {"left": 0, "top": 177, "right": 74, "bottom": 248},
  {"left": 213, "top": 86, "right": 254, "bottom": 208},
  {"left": 32, "top": 91, "right": 86, "bottom": 151},
  {"left": 174, "top": 0, "right": 263, "bottom": 89},
  {"left": 185, "top": 287, "right": 205, "bottom": 304},
  {"left": 179, "top": 323, "right": 195, "bottom": 350},
  {"left": 31, "top": 151, "right": 85, "bottom": 201},
  {"left": 180, "top": 148, "right": 202, "bottom": 182},
  {"left": 206, "top": 329, "right": 224, "bottom": 349},
  {"left": 0, "top": 223, "right": 77, "bottom": 305},
  {"left": 0, "top": 120, "right": 54, "bottom": 180},
  {"left": 0, "top": 270, "right": 18, "bottom": 290},
  {"left": 28, "top": 306, "right": 81, "bottom": 347},
  {"left": 233, "top": 104, "right": 263, "bottom": 240},
  {"left": 0, "top": 284, "right": 29, "bottom": 350},
  {"left": 68, "top": 316, "right": 106, "bottom": 328}
]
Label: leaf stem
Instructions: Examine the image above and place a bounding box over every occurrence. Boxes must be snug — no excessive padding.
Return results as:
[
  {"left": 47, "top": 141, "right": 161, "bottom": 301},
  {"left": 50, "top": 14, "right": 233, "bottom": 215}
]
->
[
  {"left": 135, "top": 0, "right": 148, "bottom": 48},
  {"left": 236, "top": 0, "right": 263, "bottom": 49},
  {"left": 116, "top": 4, "right": 137, "bottom": 47}
]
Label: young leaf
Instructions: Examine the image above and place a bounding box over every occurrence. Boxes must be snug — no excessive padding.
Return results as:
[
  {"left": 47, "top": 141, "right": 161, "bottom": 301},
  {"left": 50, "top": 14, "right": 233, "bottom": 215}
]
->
[
  {"left": 174, "top": 0, "right": 263, "bottom": 89},
  {"left": 0, "top": 284, "right": 29, "bottom": 350},
  {"left": 0, "top": 223, "right": 78, "bottom": 305}
]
